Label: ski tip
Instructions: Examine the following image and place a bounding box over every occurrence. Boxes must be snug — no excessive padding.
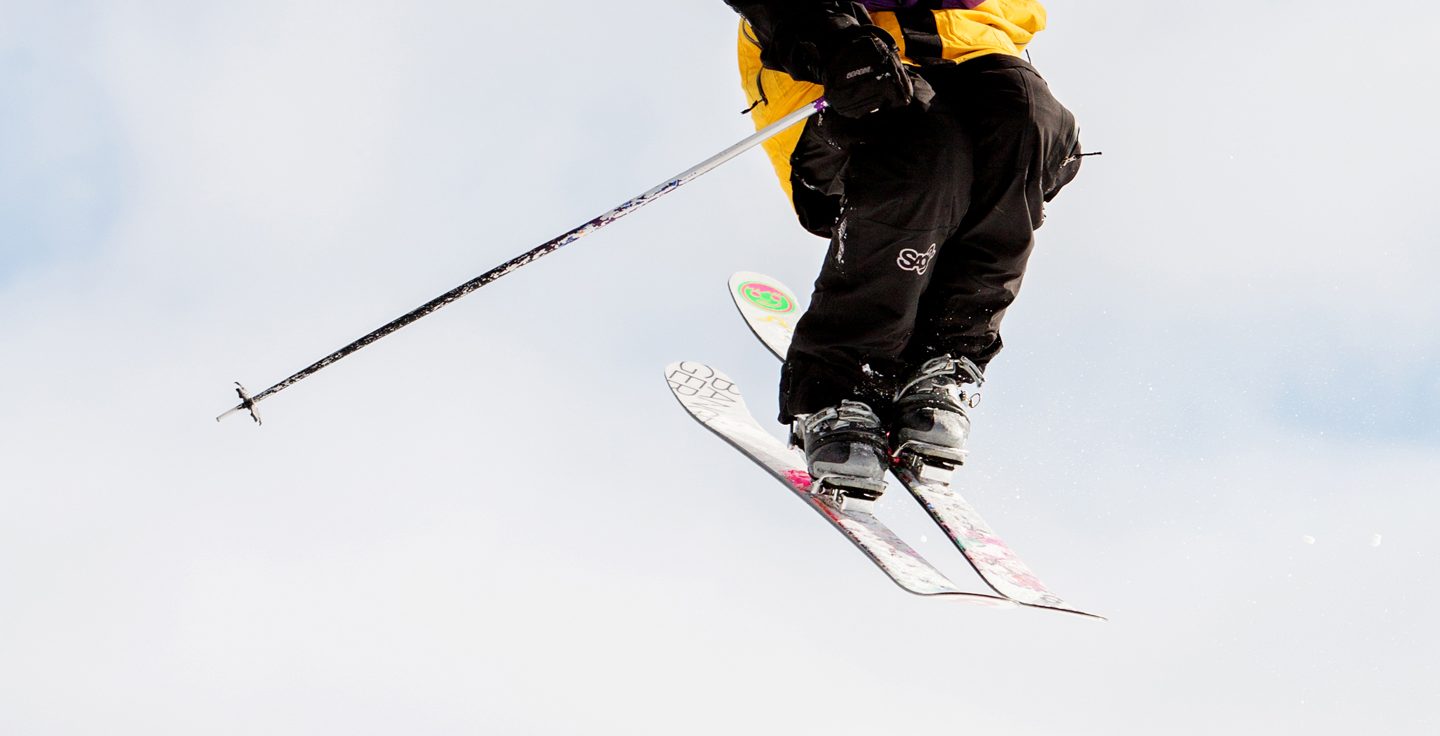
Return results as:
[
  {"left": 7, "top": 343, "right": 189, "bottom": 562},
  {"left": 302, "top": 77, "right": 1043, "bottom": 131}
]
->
[
  {"left": 662, "top": 361, "right": 691, "bottom": 385},
  {"left": 728, "top": 270, "right": 768, "bottom": 288},
  {"left": 664, "top": 361, "right": 744, "bottom": 409}
]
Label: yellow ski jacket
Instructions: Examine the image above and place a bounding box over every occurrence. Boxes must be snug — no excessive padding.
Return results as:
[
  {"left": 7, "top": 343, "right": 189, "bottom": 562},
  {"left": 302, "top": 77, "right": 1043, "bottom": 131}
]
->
[{"left": 733, "top": 1, "right": 1048, "bottom": 200}]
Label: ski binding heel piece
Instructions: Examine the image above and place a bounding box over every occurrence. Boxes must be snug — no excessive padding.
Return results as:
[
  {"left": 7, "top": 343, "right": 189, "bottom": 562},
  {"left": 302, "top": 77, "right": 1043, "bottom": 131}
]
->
[
  {"left": 894, "top": 450, "right": 958, "bottom": 487},
  {"left": 893, "top": 438, "right": 967, "bottom": 467},
  {"left": 812, "top": 473, "right": 889, "bottom": 503}
]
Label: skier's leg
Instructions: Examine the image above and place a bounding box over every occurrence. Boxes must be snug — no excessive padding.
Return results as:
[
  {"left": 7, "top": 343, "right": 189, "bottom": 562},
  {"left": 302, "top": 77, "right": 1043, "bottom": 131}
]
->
[
  {"left": 779, "top": 106, "right": 973, "bottom": 425},
  {"left": 890, "top": 58, "right": 1082, "bottom": 464},
  {"left": 905, "top": 59, "right": 1082, "bottom": 372}
]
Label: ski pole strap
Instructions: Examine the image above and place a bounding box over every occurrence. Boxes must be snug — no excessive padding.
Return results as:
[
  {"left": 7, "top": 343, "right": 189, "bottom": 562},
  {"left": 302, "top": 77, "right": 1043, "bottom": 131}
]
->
[{"left": 217, "top": 98, "right": 829, "bottom": 424}]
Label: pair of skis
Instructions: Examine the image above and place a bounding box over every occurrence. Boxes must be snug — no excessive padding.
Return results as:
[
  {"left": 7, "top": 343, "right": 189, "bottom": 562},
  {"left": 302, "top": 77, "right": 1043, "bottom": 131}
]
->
[{"left": 665, "top": 272, "right": 1102, "bottom": 618}]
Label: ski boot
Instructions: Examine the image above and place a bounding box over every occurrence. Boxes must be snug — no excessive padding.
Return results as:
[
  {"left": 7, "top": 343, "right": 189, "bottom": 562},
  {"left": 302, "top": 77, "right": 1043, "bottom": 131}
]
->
[
  {"left": 890, "top": 355, "right": 984, "bottom": 470},
  {"left": 792, "top": 400, "right": 890, "bottom": 501}
]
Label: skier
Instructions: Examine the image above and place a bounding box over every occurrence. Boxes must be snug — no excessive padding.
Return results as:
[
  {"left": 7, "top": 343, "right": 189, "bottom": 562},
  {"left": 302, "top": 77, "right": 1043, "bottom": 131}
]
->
[{"left": 722, "top": 0, "right": 1085, "bottom": 495}]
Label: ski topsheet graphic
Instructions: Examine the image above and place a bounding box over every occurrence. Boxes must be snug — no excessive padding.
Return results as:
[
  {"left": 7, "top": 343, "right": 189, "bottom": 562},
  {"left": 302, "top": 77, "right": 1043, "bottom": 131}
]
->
[
  {"left": 665, "top": 361, "right": 1013, "bottom": 603},
  {"left": 729, "top": 271, "right": 799, "bottom": 360},
  {"left": 721, "top": 271, "right": 1102, "bottom": 618}
]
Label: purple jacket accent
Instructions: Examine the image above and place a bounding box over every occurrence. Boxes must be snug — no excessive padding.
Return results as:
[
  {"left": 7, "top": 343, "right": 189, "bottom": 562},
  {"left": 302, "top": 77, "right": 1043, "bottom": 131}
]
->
[{"left": 860, "top": 1, "right": 987, "bottom": 9}]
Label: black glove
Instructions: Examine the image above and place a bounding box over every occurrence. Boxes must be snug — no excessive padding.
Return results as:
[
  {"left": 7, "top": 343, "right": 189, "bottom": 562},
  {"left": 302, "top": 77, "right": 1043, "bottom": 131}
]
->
[
  {"left": 819, "top": 26, "right": 929, "bottom": 118},
  {"left": 728, "top": 3, "right": 934, "bottom": 117}
]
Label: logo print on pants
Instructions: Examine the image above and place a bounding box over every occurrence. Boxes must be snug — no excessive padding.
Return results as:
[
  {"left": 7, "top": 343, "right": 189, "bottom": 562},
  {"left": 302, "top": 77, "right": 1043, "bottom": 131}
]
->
[{"left": 897, "top": 243, "right": 938, "bottom": 275}]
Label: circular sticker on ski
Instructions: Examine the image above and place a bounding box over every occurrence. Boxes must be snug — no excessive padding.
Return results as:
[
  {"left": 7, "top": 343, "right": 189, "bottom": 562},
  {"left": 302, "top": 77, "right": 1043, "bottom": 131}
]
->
[
  {"left": 730, "top": 272, "right": 801, "bottom": 361},
  {"left": 738, "top": 281, "right": 795, "bottom": 314}
]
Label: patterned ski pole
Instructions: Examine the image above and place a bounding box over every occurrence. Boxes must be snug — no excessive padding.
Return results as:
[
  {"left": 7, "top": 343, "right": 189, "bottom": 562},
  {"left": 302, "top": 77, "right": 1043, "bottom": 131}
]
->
[{"left": 217, "top": 98, "right": 829, "bottom": 424}]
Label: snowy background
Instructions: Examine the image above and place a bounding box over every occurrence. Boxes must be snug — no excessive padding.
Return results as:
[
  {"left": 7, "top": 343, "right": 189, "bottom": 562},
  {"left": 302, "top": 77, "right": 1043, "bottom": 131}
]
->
[{"left": 3, "top": 1, "right": 1438, "bottom": 733}]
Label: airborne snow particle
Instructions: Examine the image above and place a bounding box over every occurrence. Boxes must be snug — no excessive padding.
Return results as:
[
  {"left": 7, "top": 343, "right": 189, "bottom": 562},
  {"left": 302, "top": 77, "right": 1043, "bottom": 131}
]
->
[
  {"left": 920, "top": 535, "right": 928, "bottom": 543},
  {"left": 1371, "top": 534, "right": 1383, "bottom": 548},
  {"left": 1302, "top": 535, "right": 1316, "bottom": 545}
]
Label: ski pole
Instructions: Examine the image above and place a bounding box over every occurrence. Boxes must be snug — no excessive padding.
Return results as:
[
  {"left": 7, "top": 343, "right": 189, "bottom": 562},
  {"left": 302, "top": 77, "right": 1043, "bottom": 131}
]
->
[{"left": 217, "top": 98, "right": 829, "bottom": 424}]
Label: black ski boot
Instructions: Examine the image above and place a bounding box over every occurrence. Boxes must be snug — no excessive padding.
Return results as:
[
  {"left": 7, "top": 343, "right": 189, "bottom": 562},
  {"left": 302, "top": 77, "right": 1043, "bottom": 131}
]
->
[
  {"left": 792, "top": 400, "right": 890, "bottom": 500},
  {"left": 890, "top": 355, "right": 984, "bottom": 466}
]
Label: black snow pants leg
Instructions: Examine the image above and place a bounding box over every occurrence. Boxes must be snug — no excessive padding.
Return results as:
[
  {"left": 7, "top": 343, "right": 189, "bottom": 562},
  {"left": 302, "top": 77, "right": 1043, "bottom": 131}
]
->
[{"left": 779, "top": 54, "right": 1082, "bottom": 424}]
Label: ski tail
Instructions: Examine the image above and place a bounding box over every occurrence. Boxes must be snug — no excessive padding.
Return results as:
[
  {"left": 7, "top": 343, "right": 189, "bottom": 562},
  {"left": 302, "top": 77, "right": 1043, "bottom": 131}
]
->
[{"left": 892, "top": 461, "right": 1106, "bottom": 620}]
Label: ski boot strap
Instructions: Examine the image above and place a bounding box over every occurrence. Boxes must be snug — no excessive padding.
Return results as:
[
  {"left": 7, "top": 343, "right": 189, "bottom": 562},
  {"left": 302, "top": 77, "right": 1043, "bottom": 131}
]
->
[{"left": 897, "top": 355, "right": 984, "bottom": 399}]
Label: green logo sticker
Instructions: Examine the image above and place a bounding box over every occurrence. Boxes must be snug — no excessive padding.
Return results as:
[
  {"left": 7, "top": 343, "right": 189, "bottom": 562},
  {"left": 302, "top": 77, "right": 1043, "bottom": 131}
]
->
[{"left": 739, "top": 281, "right": 794, "bottom": 313}]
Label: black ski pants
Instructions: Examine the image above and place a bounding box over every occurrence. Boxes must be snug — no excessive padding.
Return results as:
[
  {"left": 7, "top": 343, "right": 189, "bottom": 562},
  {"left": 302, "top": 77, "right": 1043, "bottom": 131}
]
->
[{"left": 779, "top": 54, "right": 1082, "bottom": 423}]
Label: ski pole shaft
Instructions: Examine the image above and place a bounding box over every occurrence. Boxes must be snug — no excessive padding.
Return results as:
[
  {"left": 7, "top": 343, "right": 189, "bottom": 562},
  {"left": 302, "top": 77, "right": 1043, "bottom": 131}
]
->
[{"left": 217, "top": 98, "right": 829, "bottom": 424}]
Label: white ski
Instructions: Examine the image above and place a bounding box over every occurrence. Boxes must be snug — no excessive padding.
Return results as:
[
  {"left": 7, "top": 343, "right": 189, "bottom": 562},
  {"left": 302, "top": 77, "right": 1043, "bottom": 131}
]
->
[
  {"left": 726, "top": 272, "right": 1102, "bottom": 618},
  {"left": 665, "top": 360, "right": 1014, "bottom": 604}
]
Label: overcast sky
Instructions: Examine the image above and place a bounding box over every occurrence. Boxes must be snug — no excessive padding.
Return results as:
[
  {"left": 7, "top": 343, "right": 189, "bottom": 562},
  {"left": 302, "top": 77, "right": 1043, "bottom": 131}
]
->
[{"left": 3, "top": 1, "right": 1438, "bottom": 734}]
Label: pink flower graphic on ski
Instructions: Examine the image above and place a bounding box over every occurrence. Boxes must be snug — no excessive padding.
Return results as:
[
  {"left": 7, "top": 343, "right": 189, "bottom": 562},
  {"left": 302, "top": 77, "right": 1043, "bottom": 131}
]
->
[
  {"left": 928, "top": 520, "right": 1043, "bottom": 590},
  {"left": 784, "top": 470, "right": 814, "bottom": 492},
  {"left": 935, "top": 512, "right": 1009, "bottom": 550},
  {"left": 959, "top": 528, "right": 1009, "bottom": 549},
  {"left": 969, "top": 551, "right": 1049, "bottom": 592}
]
